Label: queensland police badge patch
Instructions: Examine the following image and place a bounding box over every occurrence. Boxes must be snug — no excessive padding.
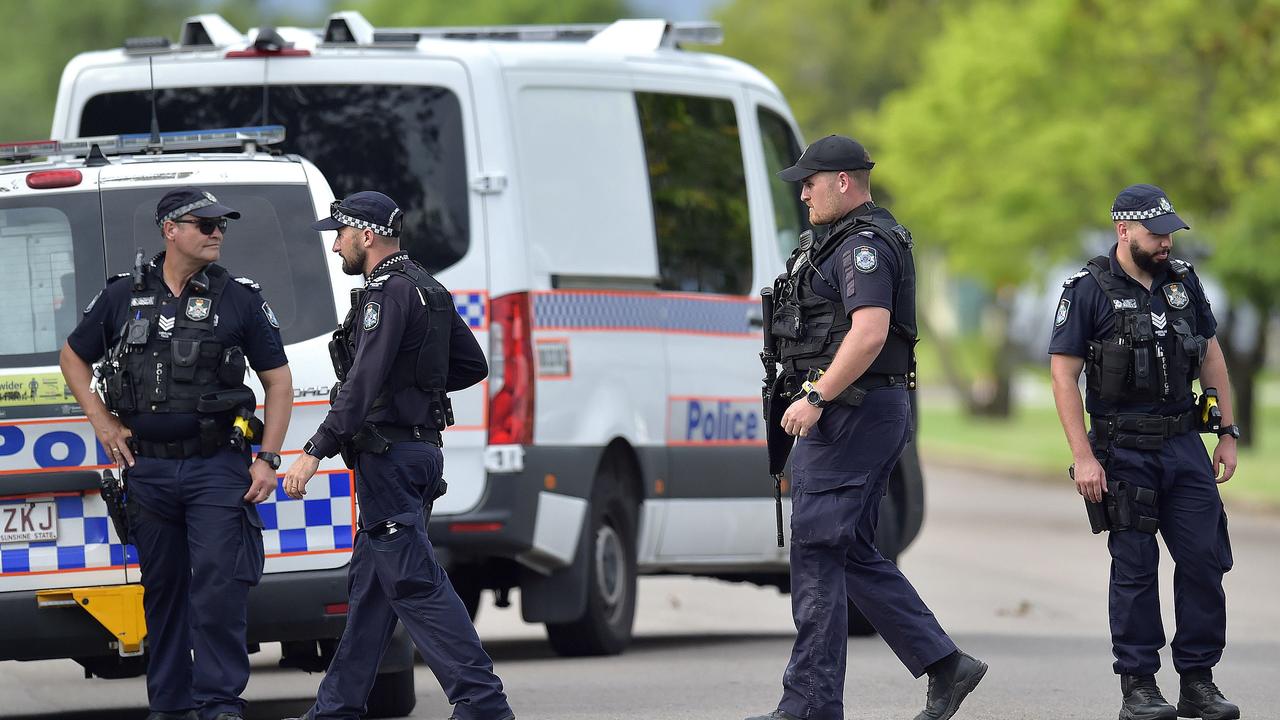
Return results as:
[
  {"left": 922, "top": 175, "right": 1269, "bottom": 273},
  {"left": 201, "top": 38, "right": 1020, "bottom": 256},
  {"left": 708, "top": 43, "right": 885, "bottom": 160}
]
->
[
  {"left": 262, "top": 302, "right": 280, "bottom": 329},
  {"left": 853, "top": 246, "right": 878, "bottom": 273},
  {"left": 1163, "top": 283, "right": 1189, "bottom": 309},
  {"left": 185, "top": 296, "right": 211, "bottom": 321},
  {"left": 363, "top": 301, "right": 381, "bottom": 331},
  {"left": 1055, "top": 298, "right": 1071, "bottom": 327}
]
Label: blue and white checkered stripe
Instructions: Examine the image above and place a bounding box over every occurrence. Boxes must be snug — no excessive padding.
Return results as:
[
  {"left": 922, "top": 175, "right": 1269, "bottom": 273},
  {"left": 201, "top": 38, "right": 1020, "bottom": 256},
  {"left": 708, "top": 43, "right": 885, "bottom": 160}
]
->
[
  {"left": 0, "top": 494, "right": 136, "bottom": 574},
  {"left": 259, "top": 472, "right": 355, "bottom": 555},
  {"left": 532, "top": 292, "right": 755, "bottom": 335},
  {"left": 454, "top": 292, "right": 486, "bottom": 329}
]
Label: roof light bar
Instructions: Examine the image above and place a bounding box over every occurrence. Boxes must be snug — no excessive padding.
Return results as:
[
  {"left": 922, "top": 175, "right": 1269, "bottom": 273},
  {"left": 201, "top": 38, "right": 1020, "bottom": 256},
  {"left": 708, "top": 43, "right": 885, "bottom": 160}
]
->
[{"left": 0, "top": 126, "right": 286, "bottom": 162}]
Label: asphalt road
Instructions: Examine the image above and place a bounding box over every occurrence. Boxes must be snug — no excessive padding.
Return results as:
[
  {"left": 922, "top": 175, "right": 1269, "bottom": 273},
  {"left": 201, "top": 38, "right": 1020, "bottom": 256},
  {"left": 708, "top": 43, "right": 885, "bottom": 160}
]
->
[{"left": 4, "top": 462, "right": 1277, "bottom": 719}]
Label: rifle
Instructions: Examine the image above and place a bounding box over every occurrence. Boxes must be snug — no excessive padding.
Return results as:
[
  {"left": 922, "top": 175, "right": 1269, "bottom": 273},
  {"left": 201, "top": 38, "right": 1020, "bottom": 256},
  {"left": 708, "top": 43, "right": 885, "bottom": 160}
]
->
[{"left": 760, "top": 287, "right": 790, "bottom": 548}]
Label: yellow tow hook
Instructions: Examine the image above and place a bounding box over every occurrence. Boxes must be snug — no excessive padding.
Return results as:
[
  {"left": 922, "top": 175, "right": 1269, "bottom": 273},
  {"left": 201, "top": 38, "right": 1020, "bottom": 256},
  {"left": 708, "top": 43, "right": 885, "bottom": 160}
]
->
[{"left": 36, "top": 585, "right": 147, "bottom": 656}]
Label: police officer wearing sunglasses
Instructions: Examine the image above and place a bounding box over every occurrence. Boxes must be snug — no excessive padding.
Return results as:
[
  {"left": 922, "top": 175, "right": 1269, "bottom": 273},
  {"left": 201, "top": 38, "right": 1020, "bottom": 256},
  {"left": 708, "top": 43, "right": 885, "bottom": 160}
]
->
[
  {"left": 282, "top": 191, "right": 512, "bottom": 720},
  {"left": 60, "top": 186, "right": 293, "bottom": 720}
]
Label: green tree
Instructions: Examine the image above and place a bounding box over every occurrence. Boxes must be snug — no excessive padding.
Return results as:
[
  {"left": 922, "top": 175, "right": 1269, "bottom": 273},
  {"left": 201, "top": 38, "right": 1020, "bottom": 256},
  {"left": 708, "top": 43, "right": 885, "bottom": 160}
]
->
[
  {"left": 866, "top": 0, "right": 1280, "bottom": 432},
  {"left": 347, "top": 0, "right": 627, "bottom": 27}
]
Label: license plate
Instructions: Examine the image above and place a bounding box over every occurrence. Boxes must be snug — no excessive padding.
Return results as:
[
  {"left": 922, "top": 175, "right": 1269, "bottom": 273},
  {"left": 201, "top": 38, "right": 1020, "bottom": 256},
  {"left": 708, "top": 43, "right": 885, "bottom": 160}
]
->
[{"left": 0, "top": 500, "right": 59, "bottom": 543}]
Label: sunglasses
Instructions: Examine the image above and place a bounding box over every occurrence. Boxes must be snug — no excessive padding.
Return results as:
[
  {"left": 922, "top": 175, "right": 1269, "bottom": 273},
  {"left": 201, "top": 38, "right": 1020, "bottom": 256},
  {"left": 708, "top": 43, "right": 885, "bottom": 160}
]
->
[{"left": 173, "top": 217, "right": 229, "bottom": 235}]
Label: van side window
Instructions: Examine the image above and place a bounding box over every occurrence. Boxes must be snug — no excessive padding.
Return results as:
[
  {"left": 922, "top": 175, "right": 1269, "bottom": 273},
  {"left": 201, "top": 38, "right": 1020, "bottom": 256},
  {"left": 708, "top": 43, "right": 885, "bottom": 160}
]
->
[
  {"left": 636, "top": 92, "right": 751, "bottom": 296},
  {"left": 79, "top": 85, "right": 469, "bottom": 274},
  {"left": 0, "top": 195, "right": 104, "bottom": 372},
  {"left": 757, "top": 108, "right": 810, "bottom": 262}
]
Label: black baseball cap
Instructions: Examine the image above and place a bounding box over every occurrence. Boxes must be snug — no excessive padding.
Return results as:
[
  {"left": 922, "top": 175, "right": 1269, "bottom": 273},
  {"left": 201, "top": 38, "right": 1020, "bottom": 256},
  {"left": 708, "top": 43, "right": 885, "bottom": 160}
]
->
[
  {"left": 778, "top": 134, "right": 875, "bottom": 182},
  {"left": 155, "top": 187, "right": 240, "bottom": 226},
  {"left": 313, "top": 190, "right": 403, "bottom": 237},
  {"left": 1111, "top": 184, "right": 1189, "bottom": 235}
]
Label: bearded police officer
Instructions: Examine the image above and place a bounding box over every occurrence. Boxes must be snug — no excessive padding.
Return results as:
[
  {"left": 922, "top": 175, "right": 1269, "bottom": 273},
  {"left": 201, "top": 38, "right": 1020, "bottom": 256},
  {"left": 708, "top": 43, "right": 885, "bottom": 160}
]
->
[
  {"left": 748, "top": 136, "right": 986, "bottom": 720},
  {"left": 1050, "top": 184, "right": 1240, "bottom": 720},
  {"left": 281, "top": 191, "right": 512, "bottom": 720},
  {"left": 60, "top": 187, "right": 293, "bottom": 720}
]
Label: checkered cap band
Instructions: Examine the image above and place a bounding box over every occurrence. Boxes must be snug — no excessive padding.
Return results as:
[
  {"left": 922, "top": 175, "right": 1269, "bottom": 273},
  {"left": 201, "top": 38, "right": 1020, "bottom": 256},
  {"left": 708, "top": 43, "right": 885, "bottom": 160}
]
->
[
  {"left": 333, "top": 208, "right": 398, "bottom": 237},
  {"left": 159, "top": 196, "right": 216, "bottom": 225},
  {"left": 1112, "top": 207, "right": 1175, "bottom": 221}
]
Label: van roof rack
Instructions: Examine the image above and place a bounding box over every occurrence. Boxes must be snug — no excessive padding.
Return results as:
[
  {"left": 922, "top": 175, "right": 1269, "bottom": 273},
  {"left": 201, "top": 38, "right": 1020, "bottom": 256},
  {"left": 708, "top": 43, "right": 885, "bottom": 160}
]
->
[
  {"left": 123, "top": 12, "right": 722, "bottom": 56},
  {"left": 0, "top": 125, "right": 285, "bottom": 163}
]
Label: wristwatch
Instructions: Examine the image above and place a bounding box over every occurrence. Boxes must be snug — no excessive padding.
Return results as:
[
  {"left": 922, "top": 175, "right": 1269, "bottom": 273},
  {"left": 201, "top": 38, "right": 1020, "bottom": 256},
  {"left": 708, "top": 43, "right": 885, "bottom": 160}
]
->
[
  {"left": 254, "top": 451, "right": 282, "bottom": 470},
  {"left": 1216, "top": 424, "right": 1241, "bottom": 440},
  {"left": 303, "top": 440, "right": 325, "bottom": 459},
  {"left": 801, "top": 380, "right": 828, "bottom": 408}
]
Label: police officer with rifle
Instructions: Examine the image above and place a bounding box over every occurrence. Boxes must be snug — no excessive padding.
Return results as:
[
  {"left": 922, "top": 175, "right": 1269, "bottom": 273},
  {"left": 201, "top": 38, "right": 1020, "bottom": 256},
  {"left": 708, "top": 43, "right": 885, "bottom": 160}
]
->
[
  {"left": 1050, "top": 184, "right": 1240, "bottom": 720},
  {"left": 282, "top": 191, "right": 513, "bottom": 720},
  {"left": 60, "top": 187, "right": 293, "bottom": 720},
  {"left": 749, "top": 136, "right": 986, "bottom": 720}
]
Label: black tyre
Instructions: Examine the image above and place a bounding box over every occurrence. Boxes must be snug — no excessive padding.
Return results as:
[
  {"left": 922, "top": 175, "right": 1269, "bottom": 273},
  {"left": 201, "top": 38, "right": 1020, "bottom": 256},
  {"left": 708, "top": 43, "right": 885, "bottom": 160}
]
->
[
  {"left": 545, "top": 460, "right": 638, "bottom": 656},
  {"left": 848, "top": 491, "right": 903, "bottom": 637},
  {"left": 365, "top": 666, "right": 416, "bottom": 718}
]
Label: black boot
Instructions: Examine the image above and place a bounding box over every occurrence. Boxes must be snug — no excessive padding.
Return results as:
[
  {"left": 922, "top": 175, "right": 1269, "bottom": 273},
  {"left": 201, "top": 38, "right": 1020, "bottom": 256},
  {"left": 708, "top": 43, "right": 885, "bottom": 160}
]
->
[
  {"left": 743, "top": 712, "right": 802, "bottom": 720},
  {"left": 913, "top": 651, "right": 988, "bottom": 720},
  {"left": 1119, "top": 674, "right": 1177, "bottom": 720},
  {"left": 1178, "top": 669, "right": 1239, "bottom": 720}
]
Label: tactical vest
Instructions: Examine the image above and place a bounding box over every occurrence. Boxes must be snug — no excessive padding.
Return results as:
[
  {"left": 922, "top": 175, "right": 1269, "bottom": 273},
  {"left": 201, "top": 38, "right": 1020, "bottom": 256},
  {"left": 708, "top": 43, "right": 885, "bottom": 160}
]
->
[
  {"left": 1078, "top": 255, "right": 1208, "bottom": 407},
  {"left": 771, "top": 211, "right": 918, "bottom": 383},
  {"left": 102, "top": 256, "right": 251, "bottom": 419},
  {"left": 329, "top": 257, "right": 457, "bottom": 429}
]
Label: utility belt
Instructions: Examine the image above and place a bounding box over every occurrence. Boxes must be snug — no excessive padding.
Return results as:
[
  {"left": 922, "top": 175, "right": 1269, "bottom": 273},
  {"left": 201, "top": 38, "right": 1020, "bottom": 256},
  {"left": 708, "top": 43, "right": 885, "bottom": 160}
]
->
[
  {"left": 785, "top": 369, "right": 908, "bottom": 407},
  {"left": 127, "top": 409, "right": 263, "bottom": 459},
  {"left": 338, "top": 422, "right": 443, "bottom": 469},
  {"left": 1089, "top": 410, "right": 1196, "bottom": 451}
]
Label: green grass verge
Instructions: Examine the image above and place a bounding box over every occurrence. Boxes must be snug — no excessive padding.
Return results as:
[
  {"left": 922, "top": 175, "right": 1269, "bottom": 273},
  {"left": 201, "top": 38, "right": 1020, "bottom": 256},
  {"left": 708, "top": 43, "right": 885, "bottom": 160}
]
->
[{"left": 918, "top": 402, "right": 1280, "bottom": 509}]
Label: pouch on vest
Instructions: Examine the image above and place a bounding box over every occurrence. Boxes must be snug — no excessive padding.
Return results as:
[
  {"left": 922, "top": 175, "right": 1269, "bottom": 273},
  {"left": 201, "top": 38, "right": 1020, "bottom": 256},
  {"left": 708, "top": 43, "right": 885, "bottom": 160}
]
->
[
  {"left": 1089, "top": 340, "right": 1130, "bottom": 401},
  {"left": 771, "top": 303, "right": 804, "bottom": 341},
  {"left": 171, "top": 339, "right": 202, "bottom": 382},
  {"left": 217, "top": 346, "right": 247, "bottom": 386}
]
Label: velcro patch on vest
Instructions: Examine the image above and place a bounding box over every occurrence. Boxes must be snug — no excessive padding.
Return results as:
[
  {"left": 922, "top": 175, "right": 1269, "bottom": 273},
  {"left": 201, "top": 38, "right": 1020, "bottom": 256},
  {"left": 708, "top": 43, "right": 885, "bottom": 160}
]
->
[
  {"left": 1163, "top": 282, "right": 1190, "bottom": 309},
  {"left": 1055, "top": 298, "right": 1070, "bottom": 327},
  {"left": 841, "top": 248, "right": 856, "bottom": 296},
  {"left": 262, "top": 302, "right": 280, "bottom": 328},
  {"left": 363, "top": 301, "right": 381, "bottom": 331},
  {"left": 130, "top": 296, "right": 156, "bottom": 307},
  {"left": 1113, "top": 298, "right": 1139, "bottom": 310},
  {"left": 185, "top": 296, "right": 211, "bottom": 321},
  {"left": 853, "top": 245, "right": 878, "bottom": 273}
]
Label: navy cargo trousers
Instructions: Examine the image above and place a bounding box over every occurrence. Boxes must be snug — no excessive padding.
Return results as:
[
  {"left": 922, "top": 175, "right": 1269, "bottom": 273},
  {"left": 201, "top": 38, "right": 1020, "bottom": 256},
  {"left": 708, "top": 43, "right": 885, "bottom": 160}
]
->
[
  {"left": 1098, "top": 431, "right": 1233, "bottom": 675},
  {"left": 779, "top": 387, "right": 956, "bottom": 720}
]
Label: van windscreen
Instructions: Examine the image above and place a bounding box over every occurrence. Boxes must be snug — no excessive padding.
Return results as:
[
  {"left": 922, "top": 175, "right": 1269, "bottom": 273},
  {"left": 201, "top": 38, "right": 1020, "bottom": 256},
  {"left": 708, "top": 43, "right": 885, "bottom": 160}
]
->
[{"left": 79, "top": 85, "right": 469, "bottom": 274}]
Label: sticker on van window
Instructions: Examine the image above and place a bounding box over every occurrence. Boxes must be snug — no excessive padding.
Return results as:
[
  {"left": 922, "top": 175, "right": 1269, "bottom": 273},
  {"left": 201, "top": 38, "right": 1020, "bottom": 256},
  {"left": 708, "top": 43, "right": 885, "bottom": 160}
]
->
[{"left": 0, "top": 373, "right": 75, "bottom": 409}]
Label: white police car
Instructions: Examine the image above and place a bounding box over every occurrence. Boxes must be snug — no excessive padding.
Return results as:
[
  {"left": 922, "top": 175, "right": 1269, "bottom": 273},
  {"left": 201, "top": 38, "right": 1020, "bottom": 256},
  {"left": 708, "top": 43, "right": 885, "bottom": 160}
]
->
[
  {"left": 0, "top": 127, "right": 431, "bottom": 716},
  {"left": 42, "top": 11, "right": 927, "bottom": 667}
]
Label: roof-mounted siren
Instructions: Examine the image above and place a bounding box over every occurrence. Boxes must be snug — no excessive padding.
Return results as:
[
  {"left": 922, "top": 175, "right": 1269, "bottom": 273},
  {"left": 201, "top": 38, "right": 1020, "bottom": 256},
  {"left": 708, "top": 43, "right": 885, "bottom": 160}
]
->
[
  {"left": 322, "top": 11, "right": 376, "bottom": 45},
  {"left": 180, "top": 14, "right": 244, "bottom": 49},
  {"left": 586, "top": 19, "right": 723, "bottom": 51}
]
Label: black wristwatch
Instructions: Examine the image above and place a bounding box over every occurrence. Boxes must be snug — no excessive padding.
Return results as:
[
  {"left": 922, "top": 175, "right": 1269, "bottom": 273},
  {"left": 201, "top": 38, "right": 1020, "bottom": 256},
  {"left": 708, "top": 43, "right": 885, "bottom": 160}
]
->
[
  {"left": 1216, "top": 424, "right": 1241, "bottom": 440},
  {"left": 802, "top": 380, "right": 829, "bottom": 409},
  {"left": 254, "top": 451, "right": 282, "bottom": 470}
]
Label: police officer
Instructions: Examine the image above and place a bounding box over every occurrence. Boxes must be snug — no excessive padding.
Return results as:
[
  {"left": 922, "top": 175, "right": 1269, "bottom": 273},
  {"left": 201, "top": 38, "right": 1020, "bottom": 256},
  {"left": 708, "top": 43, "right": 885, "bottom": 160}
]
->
[
  {"left": 281, "top": 191, "right": 513, "bottom": 720},
  {"left": 1049, "top": 184, "right": 1240, "bottom": 720},
  {"left": 748, "top": 136, "right": 986, "bottom": 720},
  {"left": 59, "top": 187, "right": 293, "bottom": 720}
]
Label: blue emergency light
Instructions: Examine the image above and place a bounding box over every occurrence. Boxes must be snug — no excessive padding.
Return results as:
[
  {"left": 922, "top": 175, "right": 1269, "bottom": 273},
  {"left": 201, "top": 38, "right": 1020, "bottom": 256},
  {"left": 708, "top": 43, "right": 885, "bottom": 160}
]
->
[{"left": 0, "top": 125, "right": 286, "bottom": 162}]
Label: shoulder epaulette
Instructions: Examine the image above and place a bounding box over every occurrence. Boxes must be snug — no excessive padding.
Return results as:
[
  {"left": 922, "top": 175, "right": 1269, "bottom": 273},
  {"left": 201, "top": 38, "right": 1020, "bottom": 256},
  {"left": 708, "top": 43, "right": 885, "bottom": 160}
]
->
[
  {"left": 233, "top": 276, "right": 261, "bottom": 292},
  {"left": 1062, "top": 269, "right": 1090, "bottom": 288},
  {"left": 365, "top": 273, "right": 392, "bottom": 291},
  {"left": 107, "top": 272, "right": 132, "bottom": 284}
]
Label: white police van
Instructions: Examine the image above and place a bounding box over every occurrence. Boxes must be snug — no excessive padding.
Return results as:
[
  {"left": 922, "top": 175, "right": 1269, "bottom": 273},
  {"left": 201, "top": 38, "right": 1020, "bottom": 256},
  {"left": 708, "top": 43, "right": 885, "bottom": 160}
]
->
[{"left": 39, "top": 10, "right": 926, "bottom": 668}]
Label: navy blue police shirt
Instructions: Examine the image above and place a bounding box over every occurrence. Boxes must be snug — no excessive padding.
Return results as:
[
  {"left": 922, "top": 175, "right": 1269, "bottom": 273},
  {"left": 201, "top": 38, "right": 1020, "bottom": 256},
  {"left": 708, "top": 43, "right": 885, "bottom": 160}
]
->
[
  {"left": 810, "top": 204, "right": 899, "bottom": 318},
  {"left": 306, "top": 253, "right": 487, "bottom": 458},
  {"left": 66, "top": 254, "right": 288, "bottom": 441},
  {"left": 1048, "top": 247, "right": 1216, "bottom": 417}
]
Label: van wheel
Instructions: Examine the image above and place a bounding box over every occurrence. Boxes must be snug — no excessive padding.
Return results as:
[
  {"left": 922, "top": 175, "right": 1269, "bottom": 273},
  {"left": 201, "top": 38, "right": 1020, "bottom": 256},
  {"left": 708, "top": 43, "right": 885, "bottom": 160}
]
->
[
  {"left": 365, "top": 666, "right": 416, "bottom": 718},
  {"left": 545, "top": 463, "right": 638, "bottom": 656},
  {"left": 848, "top": 492, "right": 903, "bottom": 637}
]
